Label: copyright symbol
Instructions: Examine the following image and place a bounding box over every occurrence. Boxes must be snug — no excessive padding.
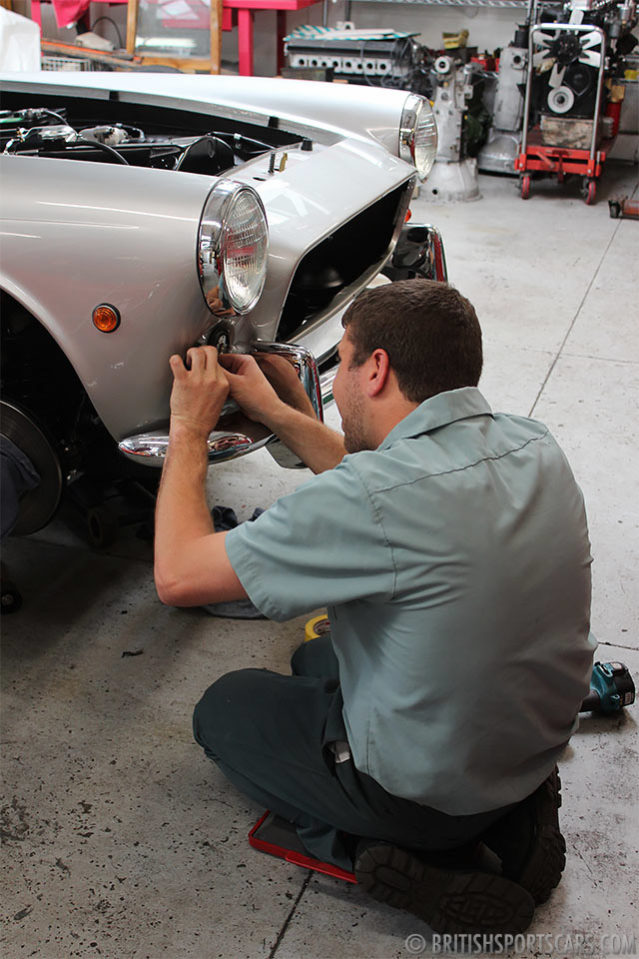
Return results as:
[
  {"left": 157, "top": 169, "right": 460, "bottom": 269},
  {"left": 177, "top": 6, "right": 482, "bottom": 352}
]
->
[{"left": 405, "top": 933, "right": 427, "bottom": 954}]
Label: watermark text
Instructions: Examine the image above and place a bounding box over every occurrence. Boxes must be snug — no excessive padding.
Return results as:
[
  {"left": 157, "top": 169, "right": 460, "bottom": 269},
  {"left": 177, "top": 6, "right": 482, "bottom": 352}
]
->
[{"left": 404, "top": 932, "right": 637, "bottom": 955}]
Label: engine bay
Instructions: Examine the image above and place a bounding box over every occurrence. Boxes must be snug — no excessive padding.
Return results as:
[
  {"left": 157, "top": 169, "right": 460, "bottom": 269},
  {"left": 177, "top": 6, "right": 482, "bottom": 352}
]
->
[{"left": 0, "top": 96, "right": 303, "bottom": 175}]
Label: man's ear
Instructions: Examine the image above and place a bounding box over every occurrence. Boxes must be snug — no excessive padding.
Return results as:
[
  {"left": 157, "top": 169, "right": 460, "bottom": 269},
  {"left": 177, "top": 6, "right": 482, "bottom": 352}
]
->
[{"left": 365, "top": 348, "right": 391, "bottom": 398}]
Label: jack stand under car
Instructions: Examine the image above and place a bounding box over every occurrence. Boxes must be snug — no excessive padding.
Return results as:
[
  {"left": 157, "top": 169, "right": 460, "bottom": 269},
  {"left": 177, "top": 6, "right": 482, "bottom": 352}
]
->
[{"left": 515, "top": 0, "right": 638, "bottom": 204}]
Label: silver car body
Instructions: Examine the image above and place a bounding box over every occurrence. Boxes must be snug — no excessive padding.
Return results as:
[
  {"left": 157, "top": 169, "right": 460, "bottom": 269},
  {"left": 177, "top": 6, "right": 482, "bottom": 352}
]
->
[
  {"left": 1, "top": 71, "right": 444, "bottom": 542},
  {"left": 1, "top": 73, "right": 424, "bottom": 443}
]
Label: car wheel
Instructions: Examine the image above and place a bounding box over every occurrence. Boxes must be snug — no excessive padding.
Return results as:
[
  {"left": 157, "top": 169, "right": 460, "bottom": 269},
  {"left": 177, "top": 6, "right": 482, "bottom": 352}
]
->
[{"left": 0, "top": 401, "right": 63, "bottom": 535}]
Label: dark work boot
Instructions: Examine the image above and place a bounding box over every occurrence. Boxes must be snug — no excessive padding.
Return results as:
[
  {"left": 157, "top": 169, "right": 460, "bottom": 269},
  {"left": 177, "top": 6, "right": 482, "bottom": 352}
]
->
[
  {"left": 482, "top": 766, "right": 566, "bottom": 905},
  {"left": 354, "top": 841, "right": 535, "bottom": 935}
]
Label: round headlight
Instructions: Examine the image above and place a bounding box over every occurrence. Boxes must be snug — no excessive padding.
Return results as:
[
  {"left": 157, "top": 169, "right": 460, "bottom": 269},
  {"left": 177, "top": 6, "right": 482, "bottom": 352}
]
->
[
  {"left": 198, "top": 181, "right": 268, "bottom": 315},
  {"left": 399, "top": 94, "right": 438, "bottom": 180}
]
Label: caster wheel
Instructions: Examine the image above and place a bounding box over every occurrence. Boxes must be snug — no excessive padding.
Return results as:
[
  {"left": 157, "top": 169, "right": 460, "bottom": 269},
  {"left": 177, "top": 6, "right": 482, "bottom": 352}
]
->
[
  {"left": 521, "top": 174, "right": 531, "bottom": 200},
  {"left": 581, "top": 177, "right": 596, "bottom": 205},
  {"left": 86, "top": 505, "right": 119, "bottom": 549}
]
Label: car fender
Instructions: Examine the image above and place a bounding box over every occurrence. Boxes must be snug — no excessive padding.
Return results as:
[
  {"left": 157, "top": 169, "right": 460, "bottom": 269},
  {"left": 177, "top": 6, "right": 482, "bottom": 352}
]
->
[{"left": 0, "top": 154, "right": 214, "bottom": 441}]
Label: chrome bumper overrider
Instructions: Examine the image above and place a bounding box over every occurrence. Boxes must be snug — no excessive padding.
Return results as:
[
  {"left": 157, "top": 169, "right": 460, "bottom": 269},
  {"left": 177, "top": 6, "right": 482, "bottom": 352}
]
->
[{"left": 117, "top": 341, "right": 327, "bottom": 468}]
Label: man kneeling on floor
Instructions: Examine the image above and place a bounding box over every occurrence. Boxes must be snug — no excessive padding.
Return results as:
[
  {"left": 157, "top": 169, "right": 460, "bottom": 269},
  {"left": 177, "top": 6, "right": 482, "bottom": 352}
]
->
[{"left": 153, "top": 280, "right": 595, "bottom": 935}]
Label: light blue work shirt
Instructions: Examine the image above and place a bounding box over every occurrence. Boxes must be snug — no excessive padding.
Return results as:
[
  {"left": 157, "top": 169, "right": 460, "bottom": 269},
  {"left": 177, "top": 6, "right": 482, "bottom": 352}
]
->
[{"left": 225, "top": 387, "right": 594, "bottom": 815}]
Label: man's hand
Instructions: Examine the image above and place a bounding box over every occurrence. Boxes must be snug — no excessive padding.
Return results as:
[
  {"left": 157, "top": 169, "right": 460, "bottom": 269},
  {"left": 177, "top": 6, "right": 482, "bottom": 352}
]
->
[
  {"left": 219, "top": 353, "right": 282, "bottom": 425},
  {"left": 255, "top": 354, "right": 318, "bottom": 419},
  {"left": 169, "top": 346, "right": 229, "bottom": 440},
  {"left": 221, "top": 351, "right": 345, "bottom": 474},
  {"left": 155, "top": 344, "right": 246, "bottom": 608}
]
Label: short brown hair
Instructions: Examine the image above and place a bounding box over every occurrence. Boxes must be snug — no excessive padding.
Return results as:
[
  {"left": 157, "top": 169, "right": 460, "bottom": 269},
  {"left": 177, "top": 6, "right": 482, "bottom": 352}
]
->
[{"left": 342, "top": 279, "right": 482, "bottom": 403}]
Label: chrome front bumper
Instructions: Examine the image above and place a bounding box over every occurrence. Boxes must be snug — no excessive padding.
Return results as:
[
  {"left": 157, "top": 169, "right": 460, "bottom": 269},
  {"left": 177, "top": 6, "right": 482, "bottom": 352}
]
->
[{"left": 118, "top": 341, "right": 331, "bottom": 468}]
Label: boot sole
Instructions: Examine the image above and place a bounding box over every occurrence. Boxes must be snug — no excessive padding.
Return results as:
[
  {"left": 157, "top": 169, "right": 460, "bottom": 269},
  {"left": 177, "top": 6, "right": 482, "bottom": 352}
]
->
[
  {"left": 518, "top": 767, "right": 566, "bottom": 905},
  {"left": 355, "top": 844, "right": 535, "bottom": 935}
]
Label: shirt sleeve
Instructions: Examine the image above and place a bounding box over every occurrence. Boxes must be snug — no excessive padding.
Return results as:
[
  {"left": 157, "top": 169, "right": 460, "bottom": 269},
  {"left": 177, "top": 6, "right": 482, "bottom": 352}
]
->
[{"left": 224, "top": 456, "right": 395, "bottom": 621}]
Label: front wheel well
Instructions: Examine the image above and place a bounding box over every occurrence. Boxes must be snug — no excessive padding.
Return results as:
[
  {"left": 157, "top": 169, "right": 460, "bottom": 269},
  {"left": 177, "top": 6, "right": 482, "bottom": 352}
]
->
[{"left": 0, "top": 291, "right": 102, "bottom": 465}]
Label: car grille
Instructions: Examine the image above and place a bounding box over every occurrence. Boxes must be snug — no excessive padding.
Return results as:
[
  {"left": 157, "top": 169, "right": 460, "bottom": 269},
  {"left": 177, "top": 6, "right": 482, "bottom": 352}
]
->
[{"left": 277, "top": 182, "right": 411, "bottom": 341}]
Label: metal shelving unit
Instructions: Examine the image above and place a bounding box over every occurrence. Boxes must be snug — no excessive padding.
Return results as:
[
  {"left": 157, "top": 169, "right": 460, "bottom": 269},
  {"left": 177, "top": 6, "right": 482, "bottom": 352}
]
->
[{"left": 346, "top": 0, "right": 539, "bottom": 8}]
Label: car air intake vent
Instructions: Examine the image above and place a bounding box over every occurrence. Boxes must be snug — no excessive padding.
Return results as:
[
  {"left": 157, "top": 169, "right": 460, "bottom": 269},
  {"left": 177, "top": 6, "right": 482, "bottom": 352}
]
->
[{"left": 277, "top": 184, "right": 407, "bottom": 341}]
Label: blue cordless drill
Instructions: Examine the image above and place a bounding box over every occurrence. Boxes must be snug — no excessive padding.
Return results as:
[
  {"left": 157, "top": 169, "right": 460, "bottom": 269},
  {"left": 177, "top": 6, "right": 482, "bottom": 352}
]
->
[{"left": 581, "top": 662, "right": 636, "bottom": 715}]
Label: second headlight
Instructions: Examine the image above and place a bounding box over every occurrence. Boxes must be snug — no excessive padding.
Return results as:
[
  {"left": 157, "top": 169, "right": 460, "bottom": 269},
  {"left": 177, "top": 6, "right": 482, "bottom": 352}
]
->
[
  {"left": 399, "top": 94, "right": 438, "bottom": 181},
  {"left": 198, "top": 181, "right": 268, "bottom": 316}
]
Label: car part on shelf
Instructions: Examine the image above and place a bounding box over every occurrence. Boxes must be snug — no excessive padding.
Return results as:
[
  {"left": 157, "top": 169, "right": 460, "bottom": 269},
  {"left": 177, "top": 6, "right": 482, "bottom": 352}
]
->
[
  {"left": 284, "top": 26, "right": 419, "bottom": 84},
  {"left": 283, "top": 25, "right": 434, "bottom": 100}
]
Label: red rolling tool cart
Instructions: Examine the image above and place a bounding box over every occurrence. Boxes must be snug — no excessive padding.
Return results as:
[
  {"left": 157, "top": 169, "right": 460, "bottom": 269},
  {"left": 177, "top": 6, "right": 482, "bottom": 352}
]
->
[{"left": 515, "top": 21, "right": 617, "bottom": 205}]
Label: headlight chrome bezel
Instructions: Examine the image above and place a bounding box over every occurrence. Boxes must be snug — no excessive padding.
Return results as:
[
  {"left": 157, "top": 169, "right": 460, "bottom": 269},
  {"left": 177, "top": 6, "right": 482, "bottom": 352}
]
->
[
  {"left": 197, "top": 180, "right": 268, "bottom": 316},
  {"left": 399, "top": 94, "right": 438, "bottom": 181}
]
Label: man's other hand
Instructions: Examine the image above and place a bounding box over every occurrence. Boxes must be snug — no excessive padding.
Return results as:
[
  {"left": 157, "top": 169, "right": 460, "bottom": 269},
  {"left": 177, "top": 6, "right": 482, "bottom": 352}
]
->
[
  {"left": 219, "top": 353, "right": 281, "bottom": 424},
  {"left": 169, "top": 346, "right": 230, "bottom": 440},
  {"left": 255, "top": 354, "right": 318, "bottom": 419}
]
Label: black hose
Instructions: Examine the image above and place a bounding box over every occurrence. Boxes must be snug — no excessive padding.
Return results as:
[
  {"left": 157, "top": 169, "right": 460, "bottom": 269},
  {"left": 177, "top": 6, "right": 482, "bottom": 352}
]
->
[{"left": 74, "top": 137, "right": 130, "bottom": 164}]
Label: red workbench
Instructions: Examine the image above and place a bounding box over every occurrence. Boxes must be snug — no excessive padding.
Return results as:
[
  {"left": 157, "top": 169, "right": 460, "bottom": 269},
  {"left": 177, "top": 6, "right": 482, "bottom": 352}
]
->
[
  {"left": 223, "top": 0, "right": 321, "bottom": 75},
  {"left": 30, "top": 0, "right": 323, "bottom": 76}
]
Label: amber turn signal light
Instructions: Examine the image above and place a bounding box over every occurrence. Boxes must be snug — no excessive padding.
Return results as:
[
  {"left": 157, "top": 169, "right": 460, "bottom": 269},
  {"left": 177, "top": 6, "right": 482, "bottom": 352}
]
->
[{"left": 92, "top": 304, "right": 121, "bottom": 333}]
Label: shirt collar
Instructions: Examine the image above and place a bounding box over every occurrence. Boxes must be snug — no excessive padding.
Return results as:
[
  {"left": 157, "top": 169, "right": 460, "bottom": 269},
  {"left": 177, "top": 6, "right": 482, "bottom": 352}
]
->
[{"left": 378, "top": 387, "right": 493, "bottom": 450}]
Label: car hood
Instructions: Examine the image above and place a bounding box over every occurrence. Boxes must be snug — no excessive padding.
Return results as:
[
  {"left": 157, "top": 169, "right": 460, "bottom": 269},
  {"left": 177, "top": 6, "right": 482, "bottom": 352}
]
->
[{"left": 0, "top": 72, "right": 411, "bottom": 157}]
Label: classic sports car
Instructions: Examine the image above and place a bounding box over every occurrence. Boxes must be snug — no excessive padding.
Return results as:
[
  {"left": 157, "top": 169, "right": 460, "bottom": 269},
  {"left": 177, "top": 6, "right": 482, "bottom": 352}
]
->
[{"left": 0, "top": 71, "right": 446, "bottom": 545}]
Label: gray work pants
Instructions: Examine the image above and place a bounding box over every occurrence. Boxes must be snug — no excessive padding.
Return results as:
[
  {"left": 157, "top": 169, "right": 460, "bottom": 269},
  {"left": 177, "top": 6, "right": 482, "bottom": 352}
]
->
[{"left": 192, "top": 636, "right": 513, "bottom": 871}]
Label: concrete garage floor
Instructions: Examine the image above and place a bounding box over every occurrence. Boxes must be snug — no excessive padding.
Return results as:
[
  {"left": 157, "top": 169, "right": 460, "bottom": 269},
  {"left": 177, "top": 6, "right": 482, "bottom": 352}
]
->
[{"left": 2, "top": 161, "right": 638, "bottom": 959}]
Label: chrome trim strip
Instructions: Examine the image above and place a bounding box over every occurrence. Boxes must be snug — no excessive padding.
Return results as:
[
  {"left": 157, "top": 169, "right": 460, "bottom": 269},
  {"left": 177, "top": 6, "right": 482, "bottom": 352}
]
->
[{"left": 319, "top": 361, "right": 338, "bottom": 406}]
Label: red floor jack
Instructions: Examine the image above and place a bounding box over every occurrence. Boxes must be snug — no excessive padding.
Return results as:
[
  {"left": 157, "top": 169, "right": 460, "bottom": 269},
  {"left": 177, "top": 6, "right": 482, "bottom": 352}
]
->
[
  {"left": 608, "top": 195, "right": 639, "bottom": 219},
  {"left": 516, "top": 23, "right": 616, "bottom": 205},
  {"left": 248, "top": 652, "right": 635, "bottom": 882}
]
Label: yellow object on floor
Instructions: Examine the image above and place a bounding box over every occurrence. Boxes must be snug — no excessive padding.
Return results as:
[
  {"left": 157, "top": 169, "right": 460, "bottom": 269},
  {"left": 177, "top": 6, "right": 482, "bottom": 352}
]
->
[{"left": 304, "top": 614, "right": 330, "bottom": 642}]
